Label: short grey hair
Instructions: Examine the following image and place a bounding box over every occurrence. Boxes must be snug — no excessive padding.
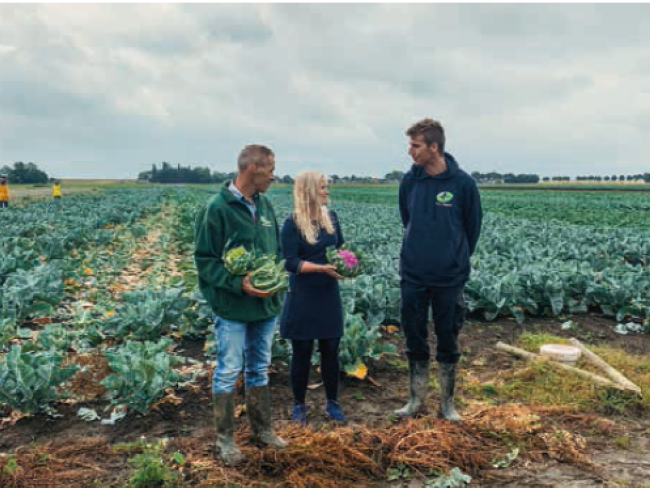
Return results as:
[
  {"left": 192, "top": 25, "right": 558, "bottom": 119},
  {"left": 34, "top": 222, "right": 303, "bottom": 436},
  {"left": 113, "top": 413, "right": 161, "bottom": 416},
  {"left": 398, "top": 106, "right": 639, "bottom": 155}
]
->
[{"left": 237, "top": 144, "right": 274, "bottom": 171}]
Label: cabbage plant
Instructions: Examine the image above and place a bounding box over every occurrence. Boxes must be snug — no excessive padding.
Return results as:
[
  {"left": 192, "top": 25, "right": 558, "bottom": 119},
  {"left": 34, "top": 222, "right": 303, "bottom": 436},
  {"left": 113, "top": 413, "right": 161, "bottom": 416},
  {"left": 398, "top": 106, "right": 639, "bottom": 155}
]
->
[{"left": 0, "top": 345, "right": 78, "bottom": 415}]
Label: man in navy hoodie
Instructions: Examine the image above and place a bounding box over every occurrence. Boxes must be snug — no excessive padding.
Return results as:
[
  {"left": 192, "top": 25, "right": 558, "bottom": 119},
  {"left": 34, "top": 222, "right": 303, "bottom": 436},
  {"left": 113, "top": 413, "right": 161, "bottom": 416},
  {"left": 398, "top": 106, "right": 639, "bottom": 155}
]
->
[{"left": 395, "top": 118, "right": 482, "bottom": 421}]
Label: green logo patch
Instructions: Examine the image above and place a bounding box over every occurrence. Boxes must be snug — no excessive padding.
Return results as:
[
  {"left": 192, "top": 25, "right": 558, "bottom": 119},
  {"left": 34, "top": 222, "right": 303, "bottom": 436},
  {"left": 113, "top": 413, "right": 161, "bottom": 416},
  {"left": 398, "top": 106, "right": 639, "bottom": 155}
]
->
[
  {"left": 436, "top": 191, "right": 454, "bottom": 204},
  {"left": 259, "top": 216, "right": 272, "bottom": 227}
]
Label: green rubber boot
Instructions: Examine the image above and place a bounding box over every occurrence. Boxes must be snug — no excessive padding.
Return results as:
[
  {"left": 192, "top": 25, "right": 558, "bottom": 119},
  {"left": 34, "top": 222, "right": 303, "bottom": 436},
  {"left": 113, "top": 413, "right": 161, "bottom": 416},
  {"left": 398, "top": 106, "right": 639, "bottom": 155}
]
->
[
  {"left": 212, "top": 392, "right": 244, "bottom": 465},
  {"left": 246, "top": 385, "right": 287, "bottom": 449},
  {"left": 394, "top": 359, "right": 430, "bottom": 418},
  {"left": 438, "top": 362, "right": 462, "bottom": 422}
]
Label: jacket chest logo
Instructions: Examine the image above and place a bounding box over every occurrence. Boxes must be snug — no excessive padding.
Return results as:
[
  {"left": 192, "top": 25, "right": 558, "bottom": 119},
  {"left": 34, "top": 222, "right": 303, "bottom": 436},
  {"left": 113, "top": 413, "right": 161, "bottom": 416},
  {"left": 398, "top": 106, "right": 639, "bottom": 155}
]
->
[
  {"left": 259, "top": 216, "right": 272, "bottom": 227},
  {"left": 436, "top": 191, "right": 454, "bottom": 206}
]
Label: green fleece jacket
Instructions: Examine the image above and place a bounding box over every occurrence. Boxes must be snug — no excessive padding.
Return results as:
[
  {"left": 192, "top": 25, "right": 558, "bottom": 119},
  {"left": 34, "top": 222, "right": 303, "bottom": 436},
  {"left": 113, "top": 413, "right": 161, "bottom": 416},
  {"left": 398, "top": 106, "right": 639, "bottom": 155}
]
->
[{"left": 194, "top": 182, "right": 282, "bottom": 322}]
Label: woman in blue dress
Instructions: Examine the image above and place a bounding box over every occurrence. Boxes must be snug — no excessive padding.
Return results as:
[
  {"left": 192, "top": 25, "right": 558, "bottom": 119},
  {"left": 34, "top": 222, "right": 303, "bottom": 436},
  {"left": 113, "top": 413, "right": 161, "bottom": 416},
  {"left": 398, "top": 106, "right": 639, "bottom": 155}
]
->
[{"left": 280, "top": 170, "right": 346, "bottom": 425}]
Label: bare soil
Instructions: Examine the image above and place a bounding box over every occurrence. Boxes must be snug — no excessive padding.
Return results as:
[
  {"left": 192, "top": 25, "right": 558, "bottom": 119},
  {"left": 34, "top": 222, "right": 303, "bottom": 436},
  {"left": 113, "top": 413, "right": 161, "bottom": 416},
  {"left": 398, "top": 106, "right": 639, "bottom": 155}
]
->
[{"left": 2, "top": 314, "right": 650, "bottom": 487}]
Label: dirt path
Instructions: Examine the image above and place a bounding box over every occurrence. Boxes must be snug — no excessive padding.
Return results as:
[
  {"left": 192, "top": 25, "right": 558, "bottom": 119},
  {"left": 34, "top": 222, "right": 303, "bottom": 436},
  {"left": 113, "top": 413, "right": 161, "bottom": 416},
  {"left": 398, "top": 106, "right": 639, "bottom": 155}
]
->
[
  {"left": 107, "top": 227, "right": 162, "bottom": 295},
  {"left": 106, "top": 203, "right": 185, "bottom": 295}
]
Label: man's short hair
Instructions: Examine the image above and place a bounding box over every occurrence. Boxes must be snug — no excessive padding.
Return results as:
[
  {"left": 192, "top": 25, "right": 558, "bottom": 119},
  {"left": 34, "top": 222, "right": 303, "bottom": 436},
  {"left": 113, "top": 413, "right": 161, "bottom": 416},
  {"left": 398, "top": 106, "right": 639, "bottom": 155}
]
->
[
  {"left": 237, "top": 144, "right": 274, "bottom": 171},
  {"left": 406, "top": 118, "right": 445, "bottom": 155}
]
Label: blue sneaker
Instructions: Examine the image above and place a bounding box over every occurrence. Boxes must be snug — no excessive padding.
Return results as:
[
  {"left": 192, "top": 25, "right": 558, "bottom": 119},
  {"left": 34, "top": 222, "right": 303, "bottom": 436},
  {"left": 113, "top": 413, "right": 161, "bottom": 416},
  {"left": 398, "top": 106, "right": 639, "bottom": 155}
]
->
[
  {"left": 292, "top": 403, "right": 307, "bottom": 426},
  {"left": 324, "top": 400, "right": 346, "bottom": 424}
]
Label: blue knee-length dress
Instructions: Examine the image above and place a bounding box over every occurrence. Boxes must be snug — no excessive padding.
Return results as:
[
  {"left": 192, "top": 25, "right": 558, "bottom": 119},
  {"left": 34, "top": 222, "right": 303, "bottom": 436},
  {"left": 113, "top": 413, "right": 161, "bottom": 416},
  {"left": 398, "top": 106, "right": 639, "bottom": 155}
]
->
[{"left": 279, "top": 211, "right": 345, "bottom": 340}]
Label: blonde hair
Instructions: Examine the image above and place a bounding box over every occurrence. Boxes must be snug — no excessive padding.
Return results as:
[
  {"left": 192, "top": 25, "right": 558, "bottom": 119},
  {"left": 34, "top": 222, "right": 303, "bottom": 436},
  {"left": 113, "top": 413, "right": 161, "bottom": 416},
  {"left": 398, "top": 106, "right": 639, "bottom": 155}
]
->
[{"left": 293, "top": 170, "right": 334, "bottom": 244}]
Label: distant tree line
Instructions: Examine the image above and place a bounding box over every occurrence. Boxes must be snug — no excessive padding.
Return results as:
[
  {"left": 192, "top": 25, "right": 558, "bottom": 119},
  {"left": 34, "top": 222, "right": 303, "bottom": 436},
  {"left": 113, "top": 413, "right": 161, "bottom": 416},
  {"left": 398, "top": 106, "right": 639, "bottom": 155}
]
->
[
  {"left": 324, "top": 171, "right": 404, "bottom": 184},
  {"left": 332, "top": 170, "right": 650, "bottom": 185},
  {"left": 542, "top": 174, "right": 650, "bottom": 183},
  {"left": 3, "top": 159, "right": 647, "bottom": 186},
  {"left": 573, "top": 174, "right": 649, "bottom": 182},
  {"left": 138, "top": 162, "right": 234, "bottom": 184},
  {"left": 139, "top": 162, "right": 296, "bottom": 184},
  {"left": 0, "top": 162, "right": 50, "bottom": 184},
  {"left": 542, "top": 176, "right": 571, "bottom": 182},
  {"left": 471, "top": 171, "right": 650, "bottom": 184},
  {"left": 470, "top": 172, "right": 540, "bottom": 184},
  {"left": 327, "top": 170, "right": 650, "bottom": 185}
]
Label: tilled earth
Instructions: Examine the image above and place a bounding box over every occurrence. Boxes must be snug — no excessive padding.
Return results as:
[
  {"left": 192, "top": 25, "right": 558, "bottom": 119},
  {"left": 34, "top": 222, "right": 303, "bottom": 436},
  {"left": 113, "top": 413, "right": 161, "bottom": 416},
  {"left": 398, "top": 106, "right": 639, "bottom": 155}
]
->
[{"left": 1, "top": 313, "right": 650, "bottom": 487}]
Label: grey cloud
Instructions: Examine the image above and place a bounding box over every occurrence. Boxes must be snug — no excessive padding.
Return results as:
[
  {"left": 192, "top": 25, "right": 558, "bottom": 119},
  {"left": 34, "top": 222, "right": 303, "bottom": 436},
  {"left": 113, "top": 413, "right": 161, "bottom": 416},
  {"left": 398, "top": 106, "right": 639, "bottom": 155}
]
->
[
  {"left": 186, "top": 4, "right": 274, "bottom": 45},
  {"left": 119, "top": 33, "right": 198, "bottom": 57},
  {"left": 0, "top": 3, "right": 649, "bottom": 178},
  {"left": 110, "top": 5, "right": 275, "bottom": 56},
  {"left": 0, "top": 64, "right": 95, "bottom": 118}
]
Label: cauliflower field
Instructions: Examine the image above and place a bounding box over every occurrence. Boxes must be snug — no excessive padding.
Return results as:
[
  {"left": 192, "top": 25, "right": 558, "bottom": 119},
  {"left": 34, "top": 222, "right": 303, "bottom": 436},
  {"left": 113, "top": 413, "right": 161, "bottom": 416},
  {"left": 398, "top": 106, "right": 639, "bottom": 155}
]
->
[
  {"left": 2, "top": 186, "right": 650, "bottom": 415},
  {"left": 1, "top": 185, "right": 650, "bottom": 487}
]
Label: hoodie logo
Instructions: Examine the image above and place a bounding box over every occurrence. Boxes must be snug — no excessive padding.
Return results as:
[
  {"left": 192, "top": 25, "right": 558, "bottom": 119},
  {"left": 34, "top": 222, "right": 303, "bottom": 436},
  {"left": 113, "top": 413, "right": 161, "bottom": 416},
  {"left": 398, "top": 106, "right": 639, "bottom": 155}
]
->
[
  {"left": 436, "top": 191, "right": 454, "bottom": 204},
  {"left": 259, "top": 216, "right": 273, "bottom": 228}
]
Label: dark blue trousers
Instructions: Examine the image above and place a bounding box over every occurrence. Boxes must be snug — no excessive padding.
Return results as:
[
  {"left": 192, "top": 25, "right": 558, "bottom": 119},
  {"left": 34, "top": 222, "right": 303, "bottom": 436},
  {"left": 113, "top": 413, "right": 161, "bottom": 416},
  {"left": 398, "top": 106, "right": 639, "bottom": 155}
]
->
[{"left": 400, "top": 281, "right": 467, "bottom": 364}]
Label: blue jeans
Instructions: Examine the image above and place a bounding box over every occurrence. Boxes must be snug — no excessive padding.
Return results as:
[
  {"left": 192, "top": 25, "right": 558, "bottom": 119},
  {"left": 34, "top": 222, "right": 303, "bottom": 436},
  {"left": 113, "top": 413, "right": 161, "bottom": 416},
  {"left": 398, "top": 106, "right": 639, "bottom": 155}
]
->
[{"left": 212, "top": 315, "right": 277, "bottom": 394}]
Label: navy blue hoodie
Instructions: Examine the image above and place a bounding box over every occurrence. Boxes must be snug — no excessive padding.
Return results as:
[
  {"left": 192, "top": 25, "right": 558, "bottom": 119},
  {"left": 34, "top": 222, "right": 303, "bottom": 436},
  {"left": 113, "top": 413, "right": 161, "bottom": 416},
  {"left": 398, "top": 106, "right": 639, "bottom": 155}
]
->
[{"left": 398, "top": 152, "right": 482, "bottom": 288}]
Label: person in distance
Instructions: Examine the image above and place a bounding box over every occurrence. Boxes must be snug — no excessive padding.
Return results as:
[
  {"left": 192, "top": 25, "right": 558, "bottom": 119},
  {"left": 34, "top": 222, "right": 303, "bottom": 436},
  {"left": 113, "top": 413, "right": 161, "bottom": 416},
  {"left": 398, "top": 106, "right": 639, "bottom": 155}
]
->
[{"left": 0, "top": 176, "right": 10, "bottom": 208}]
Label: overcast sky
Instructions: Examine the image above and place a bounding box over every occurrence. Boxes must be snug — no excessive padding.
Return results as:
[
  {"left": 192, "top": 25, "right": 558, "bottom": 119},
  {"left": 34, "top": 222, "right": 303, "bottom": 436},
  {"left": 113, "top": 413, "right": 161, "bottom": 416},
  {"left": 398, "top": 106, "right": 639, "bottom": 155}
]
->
[{"left": 1, "top": 3, "right": 649, "bottom": 179}]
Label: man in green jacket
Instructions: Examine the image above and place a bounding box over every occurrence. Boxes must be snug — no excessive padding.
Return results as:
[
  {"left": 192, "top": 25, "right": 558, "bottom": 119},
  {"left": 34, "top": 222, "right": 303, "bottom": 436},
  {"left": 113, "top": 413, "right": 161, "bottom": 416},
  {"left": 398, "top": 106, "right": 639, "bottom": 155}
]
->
[{"left": 194, "top": 144, "right": 286, "bottom": 465}]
